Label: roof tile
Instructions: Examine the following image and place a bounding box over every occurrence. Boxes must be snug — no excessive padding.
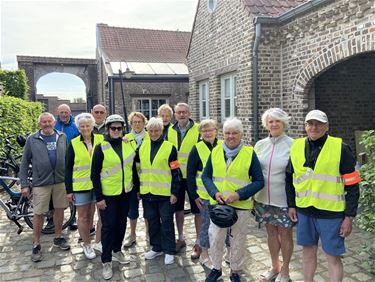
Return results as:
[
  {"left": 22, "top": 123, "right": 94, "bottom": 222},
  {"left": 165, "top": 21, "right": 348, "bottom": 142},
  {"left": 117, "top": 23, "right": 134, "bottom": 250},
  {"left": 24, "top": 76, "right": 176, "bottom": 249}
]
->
[{"left": 243, "top": 0, "right": 308, "bottom": 17}]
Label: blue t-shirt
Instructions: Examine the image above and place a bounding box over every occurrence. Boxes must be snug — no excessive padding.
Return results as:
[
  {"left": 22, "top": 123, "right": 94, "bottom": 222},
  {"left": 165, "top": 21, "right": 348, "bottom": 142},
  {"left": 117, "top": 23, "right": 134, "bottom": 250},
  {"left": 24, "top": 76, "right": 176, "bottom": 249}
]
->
[{"left": 40, "top": 132, "right": 57, "bottom": 169}]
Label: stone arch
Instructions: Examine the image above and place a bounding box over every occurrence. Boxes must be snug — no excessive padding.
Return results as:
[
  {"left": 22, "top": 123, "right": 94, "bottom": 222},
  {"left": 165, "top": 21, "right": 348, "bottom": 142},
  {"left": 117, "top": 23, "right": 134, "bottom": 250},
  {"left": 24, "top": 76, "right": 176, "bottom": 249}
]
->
[
  {"left": 292, "top": 34, "right": 375, "bottom": 96},
  {"left": 17, "top": 56, "right": 97, "bottom": 110}
]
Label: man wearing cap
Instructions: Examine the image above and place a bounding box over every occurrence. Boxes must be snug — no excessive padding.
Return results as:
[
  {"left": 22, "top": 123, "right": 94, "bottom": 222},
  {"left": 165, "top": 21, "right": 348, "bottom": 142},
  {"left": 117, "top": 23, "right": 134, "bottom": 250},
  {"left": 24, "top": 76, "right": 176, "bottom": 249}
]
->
[{"left": 286, "top": 110, "right": 361, "bottom": 282}]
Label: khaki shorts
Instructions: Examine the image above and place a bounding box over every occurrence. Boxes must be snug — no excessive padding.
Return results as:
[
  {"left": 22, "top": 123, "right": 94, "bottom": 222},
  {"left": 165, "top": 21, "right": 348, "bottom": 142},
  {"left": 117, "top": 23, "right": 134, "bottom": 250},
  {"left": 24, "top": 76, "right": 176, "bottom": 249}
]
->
[{"left": 32, "top": 183, "right": 68, "bottom": 215}]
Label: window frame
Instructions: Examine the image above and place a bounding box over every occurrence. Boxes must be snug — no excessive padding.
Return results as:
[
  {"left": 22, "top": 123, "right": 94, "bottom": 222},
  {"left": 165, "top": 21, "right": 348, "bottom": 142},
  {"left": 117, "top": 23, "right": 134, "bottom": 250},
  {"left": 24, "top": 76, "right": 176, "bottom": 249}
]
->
[
  {"left": 133, "top": 98, "right": 168, "bottom": 119},
  {"left": 207, "top": 0, "right": 217, "bottom": 13},
  {"left": 199, "top": 80, "right": 209, "bottom": 120},
  {"left": 220, "top": 73, "right": 237, "bottom": 121}
]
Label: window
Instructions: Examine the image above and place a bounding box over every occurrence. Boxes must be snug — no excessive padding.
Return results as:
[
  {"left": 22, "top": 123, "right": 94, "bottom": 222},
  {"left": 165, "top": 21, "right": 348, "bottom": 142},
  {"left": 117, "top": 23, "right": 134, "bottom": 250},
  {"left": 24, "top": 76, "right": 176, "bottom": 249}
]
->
[
  {"left": 220, "top": 74, "right": 237, "bottom": 121},
  {"left": 207, "top": 0, "right": 217, "bottom": 13},
  {"left": 133, "top": 98, "right": 167, "bottom": 119},
  {"left": 199, "top": 80, "right": 209, "bottom": 120}
]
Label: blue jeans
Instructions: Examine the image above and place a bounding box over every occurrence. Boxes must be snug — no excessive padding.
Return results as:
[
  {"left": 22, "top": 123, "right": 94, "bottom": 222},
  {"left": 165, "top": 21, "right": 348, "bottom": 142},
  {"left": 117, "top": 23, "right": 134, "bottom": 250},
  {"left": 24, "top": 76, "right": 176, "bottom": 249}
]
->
[{"left": 143, "top": 198, "right": 176, "bottom": 255}]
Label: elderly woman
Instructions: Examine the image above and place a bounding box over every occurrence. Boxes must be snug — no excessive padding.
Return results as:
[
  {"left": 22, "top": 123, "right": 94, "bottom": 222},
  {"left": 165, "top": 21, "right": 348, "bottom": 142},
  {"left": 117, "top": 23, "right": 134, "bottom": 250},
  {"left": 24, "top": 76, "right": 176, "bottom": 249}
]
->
[
  {"left": 187, "top": 119, "right": 221, "bottom": 269},
  {"left": 202, "top": 118, "right": 264, "bottom": 282},
  {"left": 91, "top": 114, "right": 138, "bottom": 280},
  {"left": 254, "top": 108, "right": 294, "bottom": 282},
  {"left": 137, "top": 117, "right": 180, "bottom": 265},
  {"left": 123, "top": 111, "right": 149, "bottom": 247},
  {"left": 157, "top": 104, "right": 174, "bottom": 139},
  {"left": 65, "top": 113, "right": 104, "bottom": 260}
]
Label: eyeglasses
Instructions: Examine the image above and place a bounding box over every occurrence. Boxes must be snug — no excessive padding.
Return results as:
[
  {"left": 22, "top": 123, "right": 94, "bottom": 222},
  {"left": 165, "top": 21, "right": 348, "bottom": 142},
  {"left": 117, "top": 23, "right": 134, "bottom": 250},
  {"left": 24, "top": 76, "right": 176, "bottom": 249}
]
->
[
  {"left": 109, "top": 126, "right": 123, "bottom": 131},
  {"left": 131, "top": 120, "right": 144, "bottom": 125},
  {"left": 94, "top": 111, "right": 105, "bottom": 114}
]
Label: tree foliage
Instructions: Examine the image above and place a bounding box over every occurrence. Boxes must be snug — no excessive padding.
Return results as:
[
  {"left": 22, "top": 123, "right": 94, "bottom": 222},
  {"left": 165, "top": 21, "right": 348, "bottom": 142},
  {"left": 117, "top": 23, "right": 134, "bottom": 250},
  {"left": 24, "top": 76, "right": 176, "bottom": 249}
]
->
[
  {"left": 0, "top": 96, "right": 43, "bottom": 156},
  {"left": 0, "top": 69, "right": 29, "bottom": 100}
]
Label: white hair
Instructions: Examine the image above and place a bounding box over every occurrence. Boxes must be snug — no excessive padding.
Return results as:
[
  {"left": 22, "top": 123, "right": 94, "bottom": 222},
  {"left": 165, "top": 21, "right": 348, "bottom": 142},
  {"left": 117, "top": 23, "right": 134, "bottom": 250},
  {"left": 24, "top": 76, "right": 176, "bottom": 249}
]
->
[
  {"left": 157, "top": 104, "right": 173, "bottom": 116},
  {"left": 38, "top": 112, "right": 55, "bottom": 123},
  {"left": 261, "top": 108, "right": 290, "bottom": 129},
  {"left": 223, "top": 117, "right": 243, "bottom": 134},
  {"left": 75, "top": 113, "right": 95, "bottom": 127},
  {"left": 199, "top": 119, "right": 218, "bottom": 132},
  {"left": 146, "top": 117, "right": 163, "bottom": 131},
  {"left": 174, "top": 102, "right": 190, "bottom": 112}
]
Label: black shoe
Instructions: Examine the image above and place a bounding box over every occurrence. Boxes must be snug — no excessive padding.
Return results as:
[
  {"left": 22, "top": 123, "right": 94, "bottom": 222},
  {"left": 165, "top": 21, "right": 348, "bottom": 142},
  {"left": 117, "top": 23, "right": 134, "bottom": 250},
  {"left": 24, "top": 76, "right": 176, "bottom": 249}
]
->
[
  {"left": 31, "top": 244, "right": 43, "bottom": 262},
  {"left": 53, "top": 237, "right": 70, "bottom": 250},
  {"left": 205, "top": 268, "right": 222, "bottom": 282},
  {"left": 45, "top": 218, "right": 54, "bottom": 230},
  {"left": 69, "top": 217, "right": 78, "bottom": 231},
  {"left": 230, "top": 273, "right": 241, "bottom": 282}
]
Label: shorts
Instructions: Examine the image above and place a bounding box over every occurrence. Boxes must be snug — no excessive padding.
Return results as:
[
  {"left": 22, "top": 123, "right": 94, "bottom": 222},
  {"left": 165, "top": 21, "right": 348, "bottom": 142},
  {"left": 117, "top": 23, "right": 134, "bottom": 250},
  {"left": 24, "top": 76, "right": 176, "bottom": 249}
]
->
[
  {"left": 32, "top": 183, "right": 68, "bottom": 215},
  {"left": 128, "top": 188, "right": 140, "bottom": 220},
  {"left": 74, "top": 190, "right": 96, "bottom": 206},
  {"left": 296, "top": 211, "right": 345, "bottom": 256},
  {"left": 174, "top": 179, "right": 200, "bottom": 214},
  {"left": 254, "top": 201, "right": 294, "bottom": 228}
]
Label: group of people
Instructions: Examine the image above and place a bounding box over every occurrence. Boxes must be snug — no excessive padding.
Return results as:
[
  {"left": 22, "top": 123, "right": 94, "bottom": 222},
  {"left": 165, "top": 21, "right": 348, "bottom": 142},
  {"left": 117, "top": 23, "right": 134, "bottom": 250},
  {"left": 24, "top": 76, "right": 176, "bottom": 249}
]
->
[{"left": 18, "top": 101, "right": 360, "bottom": 282}]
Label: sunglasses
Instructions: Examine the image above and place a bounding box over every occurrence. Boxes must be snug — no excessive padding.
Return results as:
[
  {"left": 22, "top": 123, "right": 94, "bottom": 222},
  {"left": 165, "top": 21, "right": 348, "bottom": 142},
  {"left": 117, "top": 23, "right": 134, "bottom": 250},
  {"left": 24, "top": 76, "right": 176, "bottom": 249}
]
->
[
  {"left": 109, "top": 126, "right": 123, "bottom": 131},
  {"left": 94, "top": 111, "right": 105, "bottom": 114}
]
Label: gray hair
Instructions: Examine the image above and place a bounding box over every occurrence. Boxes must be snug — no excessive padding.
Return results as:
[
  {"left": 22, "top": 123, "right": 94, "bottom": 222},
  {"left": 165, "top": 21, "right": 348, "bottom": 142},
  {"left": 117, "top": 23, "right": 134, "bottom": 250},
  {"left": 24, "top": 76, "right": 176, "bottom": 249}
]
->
[
  {"left": 223, "top": 117, "right": 243, "bottom": 134},
  {"left": 261, "top": 108, "right": 290, "bottom": 129},
  {"left": 158, "top": 104, "right": 173, "bottom": 116},
  {"left": 174, "top": 102, "right": 190, "bottom": 113},
  {"left": 75, "top": 113, "right": 95, "bottom": 127},
  {"left": 38, "top": 112, "right": 55, "bottom": 123},
  {"left": 199, "top": 119, "right": 218, "bottom": 133},
  {"left": 146, "top": 117, "right": 163, "bottom": 131}
]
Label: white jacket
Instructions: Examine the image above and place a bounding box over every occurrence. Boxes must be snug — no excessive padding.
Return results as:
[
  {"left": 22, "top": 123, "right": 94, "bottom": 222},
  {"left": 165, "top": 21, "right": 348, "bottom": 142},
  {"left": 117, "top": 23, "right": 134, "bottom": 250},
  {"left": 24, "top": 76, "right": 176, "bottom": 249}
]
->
[{"left": 254, "top": 134, "right": 293, "bottom": 207}]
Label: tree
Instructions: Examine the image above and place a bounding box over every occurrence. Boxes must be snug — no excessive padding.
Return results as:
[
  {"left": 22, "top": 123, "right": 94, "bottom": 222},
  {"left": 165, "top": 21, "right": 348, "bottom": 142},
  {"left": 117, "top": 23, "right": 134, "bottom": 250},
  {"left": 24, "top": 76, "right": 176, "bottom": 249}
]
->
[
  {"left": 72, "top": 97, "right": 86, "bottom": 103},
  {"left": 0, "top": 69, "right": 29, "bottom": 100}
]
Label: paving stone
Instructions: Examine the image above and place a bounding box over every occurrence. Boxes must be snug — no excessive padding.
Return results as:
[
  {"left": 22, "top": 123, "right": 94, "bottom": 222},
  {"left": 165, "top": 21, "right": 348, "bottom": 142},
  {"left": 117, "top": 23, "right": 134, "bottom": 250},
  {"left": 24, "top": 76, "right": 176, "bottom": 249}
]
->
[
  {"left": 145, "top": 272, "right": 166, "bottom": 281},
  {"left": 352, "top": 272, "right": 374, "bottom": 281},
  {"left": 124, "top": 268, "right": 143, "bottom": 278}
]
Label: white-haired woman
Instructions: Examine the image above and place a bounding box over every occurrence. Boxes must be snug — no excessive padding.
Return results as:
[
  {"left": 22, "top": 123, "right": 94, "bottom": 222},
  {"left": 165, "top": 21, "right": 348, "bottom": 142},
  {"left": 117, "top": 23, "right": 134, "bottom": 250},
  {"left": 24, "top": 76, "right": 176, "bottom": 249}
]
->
[
  {"left": 65, "top": 113, "right": 104, "bottom": 260},
  {"left": 202, "top": 118, "right": 264, "bottom": 282},
  {"left": 255, "top": 108, "right": 294, "bottom": 282},
  {"left": 157, "top": 104, "right": 174, "bottom": 139},
  {"left": 137, "top": 117, "right": 180, "bottom": 265}
]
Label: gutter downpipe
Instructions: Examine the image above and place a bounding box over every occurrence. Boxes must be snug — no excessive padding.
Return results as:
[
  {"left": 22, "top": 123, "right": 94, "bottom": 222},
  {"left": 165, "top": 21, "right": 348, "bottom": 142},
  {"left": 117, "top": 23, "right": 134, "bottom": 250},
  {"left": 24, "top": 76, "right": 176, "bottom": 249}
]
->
[{"left": 251, "top": 0, "right": 332, "bottom": 143}]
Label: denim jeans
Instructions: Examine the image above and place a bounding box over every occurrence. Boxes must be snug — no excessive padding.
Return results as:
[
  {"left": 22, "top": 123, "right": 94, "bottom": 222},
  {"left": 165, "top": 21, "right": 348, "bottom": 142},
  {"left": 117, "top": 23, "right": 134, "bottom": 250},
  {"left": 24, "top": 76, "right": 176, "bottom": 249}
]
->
[{"left": 143, "top": 198, "right": 176, "bottom": 255}]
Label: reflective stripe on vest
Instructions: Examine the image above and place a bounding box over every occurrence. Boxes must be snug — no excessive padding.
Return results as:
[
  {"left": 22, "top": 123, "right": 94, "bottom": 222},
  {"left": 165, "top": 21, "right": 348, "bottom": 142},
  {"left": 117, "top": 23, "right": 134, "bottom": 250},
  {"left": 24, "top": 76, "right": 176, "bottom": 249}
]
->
[
  {"left": 195, "top": 140, "right": 222, "bottom": 201},
  {"left": 139, "top": 139, "right": 174, "bottom": 196},
  {"left": 211, "top": 145, "right": 254, "bottom": 209},
  {"left": 71, "top": 134, "right": 104, "bottom": 192},
  {"left": 167, "top": 123, "right": 199, "bottom": 178},
  {"left": 290, "top": 136, "right": 345, "bottom": 212},
  {"left": 100, "top": 141, "right": 135, "bottom": 196}
]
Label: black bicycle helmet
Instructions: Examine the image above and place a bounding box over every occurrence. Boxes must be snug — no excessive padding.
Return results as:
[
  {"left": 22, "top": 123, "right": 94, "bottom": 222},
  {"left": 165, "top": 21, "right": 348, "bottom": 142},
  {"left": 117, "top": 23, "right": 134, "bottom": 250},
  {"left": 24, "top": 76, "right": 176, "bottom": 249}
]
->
[{"left": 209, "top": 204, "right": 238, "bottom": 228}]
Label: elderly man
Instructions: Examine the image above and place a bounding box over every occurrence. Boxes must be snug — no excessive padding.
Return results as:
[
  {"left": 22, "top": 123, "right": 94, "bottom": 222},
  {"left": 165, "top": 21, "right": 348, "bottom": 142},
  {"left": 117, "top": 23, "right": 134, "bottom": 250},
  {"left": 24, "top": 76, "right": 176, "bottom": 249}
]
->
[
  {"left": 166, "top": 102, "right": 201, "bottom": 258},
  {"left": 20, "top": 112, "right": 71, "bottom": 262},
  {"left": 91, "top": 104, "right": 107, "bottom": 134},
  {"left": 55, "top": 104, "right": 79, "bottom": 142},
  {"left": 286, "top": 110, "right": 361, "bottom": 282}
]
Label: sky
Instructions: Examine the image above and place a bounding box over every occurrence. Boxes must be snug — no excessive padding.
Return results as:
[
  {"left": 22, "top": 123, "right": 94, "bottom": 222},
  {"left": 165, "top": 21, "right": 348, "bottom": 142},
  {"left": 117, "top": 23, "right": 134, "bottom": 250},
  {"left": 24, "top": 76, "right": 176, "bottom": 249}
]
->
[{"left": 0, "top": 0, "right": 198, "bottom": 101}]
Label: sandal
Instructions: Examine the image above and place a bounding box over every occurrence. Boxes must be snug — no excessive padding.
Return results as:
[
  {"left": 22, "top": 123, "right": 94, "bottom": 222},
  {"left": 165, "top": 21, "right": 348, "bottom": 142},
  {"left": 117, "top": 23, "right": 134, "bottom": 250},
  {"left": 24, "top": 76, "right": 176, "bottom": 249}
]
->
[
  {"left": 275, "top": 273, "right": 291, "bottom": 282},
  {"left": 260, "top": 270, "right": 279, "bottom": 282}
]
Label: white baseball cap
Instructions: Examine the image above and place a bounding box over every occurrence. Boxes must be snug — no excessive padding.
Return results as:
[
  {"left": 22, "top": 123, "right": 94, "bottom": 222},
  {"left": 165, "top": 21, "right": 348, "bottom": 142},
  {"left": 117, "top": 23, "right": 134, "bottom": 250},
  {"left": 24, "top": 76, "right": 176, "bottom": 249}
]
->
[{"left": 305, "top": 110, "right": 328, "bottom": 123}]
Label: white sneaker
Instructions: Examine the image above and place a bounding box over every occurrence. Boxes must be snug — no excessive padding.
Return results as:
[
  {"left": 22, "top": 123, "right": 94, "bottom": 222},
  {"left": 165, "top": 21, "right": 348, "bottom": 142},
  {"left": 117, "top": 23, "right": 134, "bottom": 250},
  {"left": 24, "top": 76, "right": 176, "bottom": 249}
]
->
[
  {"left": 102, "top": 262, "right": 113, "bottom": 280},
  {"left": 93, "top": 242, "right": 102, "bottom": 253},
  {"left": 83, "top": 244, "right": 96, "bottom": 259},
  {"left": 144, "top": 250, "right": 163, "bottom": 260},
  {"left": 164, "top": 254, "right": 174, "bottom": 265},
  {"left": 112, "top": 251, "right": 130, "bottom": 264}
]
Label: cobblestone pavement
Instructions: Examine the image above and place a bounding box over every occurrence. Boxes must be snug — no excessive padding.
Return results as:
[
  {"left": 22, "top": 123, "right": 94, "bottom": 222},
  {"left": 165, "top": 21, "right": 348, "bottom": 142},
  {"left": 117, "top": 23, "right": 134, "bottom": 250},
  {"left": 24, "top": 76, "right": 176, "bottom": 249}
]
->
[{"left": 0, "top": 200, "right": 374, "bottom": 282}]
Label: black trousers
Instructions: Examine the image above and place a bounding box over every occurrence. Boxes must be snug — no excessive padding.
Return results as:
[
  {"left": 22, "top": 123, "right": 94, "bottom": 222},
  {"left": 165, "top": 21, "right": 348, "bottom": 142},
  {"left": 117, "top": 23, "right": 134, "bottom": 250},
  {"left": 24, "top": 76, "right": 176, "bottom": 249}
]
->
[
  {"left": 100, "top": 192, "right": 130, "bottom": 263},
  {"left": 143, "top": 198, "right": 176, "bottom": 255}
]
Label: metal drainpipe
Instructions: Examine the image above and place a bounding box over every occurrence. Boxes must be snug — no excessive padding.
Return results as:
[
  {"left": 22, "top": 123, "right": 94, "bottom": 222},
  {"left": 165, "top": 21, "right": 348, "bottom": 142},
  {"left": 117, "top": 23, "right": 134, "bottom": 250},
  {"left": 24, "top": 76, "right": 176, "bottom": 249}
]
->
[{"left": 252, "top": 22, "right": 262, "bottom": 143}]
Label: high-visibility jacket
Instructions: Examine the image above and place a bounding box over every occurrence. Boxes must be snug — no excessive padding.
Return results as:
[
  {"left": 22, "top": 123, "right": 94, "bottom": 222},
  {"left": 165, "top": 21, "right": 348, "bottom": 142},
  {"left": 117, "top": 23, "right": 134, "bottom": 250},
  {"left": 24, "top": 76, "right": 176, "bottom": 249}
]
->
[
  {"left": 168, "top": 123, "right": 199, "bottom": 178},
  {"left": 139, "top": 139, "right": 173, "bottom": 196},
  {"left": 125, "top": 132, "right": 149, "bottom": 150},
  {"left": 195, "top": 140, "right": 223, "bottom": 200},
  {"left": 290, "top": 136, "right": 345, "bottom": 212},
  {"left": 211, "top": 145, "right": 254, "bottom": 209},
  {"left": 71, "top": 134, "right": 104, "bottom": 192},
  {"left": 100, "top": 140, "right": 135, "bottom": 196}
]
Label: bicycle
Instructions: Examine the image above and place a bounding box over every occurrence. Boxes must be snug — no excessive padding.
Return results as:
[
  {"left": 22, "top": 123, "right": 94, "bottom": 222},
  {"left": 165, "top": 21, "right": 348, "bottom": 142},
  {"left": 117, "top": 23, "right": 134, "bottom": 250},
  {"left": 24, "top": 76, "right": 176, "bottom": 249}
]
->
[{"left": 0, "top": 174, "right": 76, "bottom": 234}]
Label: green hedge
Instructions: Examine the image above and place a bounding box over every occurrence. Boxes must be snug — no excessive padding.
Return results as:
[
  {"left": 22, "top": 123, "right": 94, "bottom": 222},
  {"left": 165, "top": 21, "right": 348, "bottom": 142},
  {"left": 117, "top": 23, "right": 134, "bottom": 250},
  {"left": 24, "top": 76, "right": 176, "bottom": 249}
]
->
[
  {"left": 0, "top": 96, "right": 43, "bottom": 156},
  {"left": 0, "top": 69, "right": 29, "bottom": 100}
]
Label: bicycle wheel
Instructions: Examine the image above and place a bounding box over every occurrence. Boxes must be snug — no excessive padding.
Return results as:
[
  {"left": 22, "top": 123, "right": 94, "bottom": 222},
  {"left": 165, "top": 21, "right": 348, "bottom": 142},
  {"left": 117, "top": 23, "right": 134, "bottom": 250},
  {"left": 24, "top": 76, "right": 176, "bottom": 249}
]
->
[
  {"left": 0, "top": 163, "right": 20, "bottom": 192},
  {"left": 22, "top": 197, "right": 76, "bottom": 234}
]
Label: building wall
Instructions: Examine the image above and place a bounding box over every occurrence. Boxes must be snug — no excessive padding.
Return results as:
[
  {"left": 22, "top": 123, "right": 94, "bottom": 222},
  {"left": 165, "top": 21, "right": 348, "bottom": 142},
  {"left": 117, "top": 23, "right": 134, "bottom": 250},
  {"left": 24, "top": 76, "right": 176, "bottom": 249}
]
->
[{"left": 187, "top": 0, "right": 255, "bottom": 143}]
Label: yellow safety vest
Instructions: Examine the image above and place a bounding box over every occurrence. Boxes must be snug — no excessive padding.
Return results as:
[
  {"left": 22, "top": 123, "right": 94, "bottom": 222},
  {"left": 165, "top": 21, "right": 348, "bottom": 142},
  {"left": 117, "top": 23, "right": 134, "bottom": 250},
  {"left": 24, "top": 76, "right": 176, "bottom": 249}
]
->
[
  {"left": 211, "top": 145, "right": 254, "bottom": 209},
  {"left": 100, "top": 140, "right": 135, "bottom": 196},
  {"left": 167, "top": 123, "right": 199, "bottom": 178},
  {"left": 139, "top": 139, "right": 173, "bottom": 196},
  {"left": 71, "top": 134, "right": 104, "bottom": 192},
  {"left": 290, "top": 136, "right": 345, "bottom": 212},
  {"left": 195, "top": 140, "right": 223, "bottom": 200},
  {"left": 125, "top": 132, "right": 150, "bottom": 150}
]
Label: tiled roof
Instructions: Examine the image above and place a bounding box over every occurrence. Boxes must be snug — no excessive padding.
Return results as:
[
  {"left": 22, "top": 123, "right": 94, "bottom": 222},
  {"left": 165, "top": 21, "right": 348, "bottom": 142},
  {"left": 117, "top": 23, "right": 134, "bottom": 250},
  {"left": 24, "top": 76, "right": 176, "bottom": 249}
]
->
[
  {"left": 97, "top": 24, "right": 191, "bottom": 63},
  {"left": 243, "top": 0, "right": 308, "bottom": 17}
]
